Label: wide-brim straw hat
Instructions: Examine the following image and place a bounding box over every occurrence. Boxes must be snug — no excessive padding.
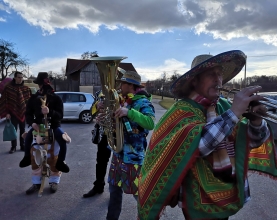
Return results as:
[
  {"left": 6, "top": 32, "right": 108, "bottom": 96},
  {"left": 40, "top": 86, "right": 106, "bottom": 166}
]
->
[
  {"left": 117, "top": 70, "right": 144, "bottom": 88},
  {"left": 170, "top": 50, "right": 246, "bottom": 98}
]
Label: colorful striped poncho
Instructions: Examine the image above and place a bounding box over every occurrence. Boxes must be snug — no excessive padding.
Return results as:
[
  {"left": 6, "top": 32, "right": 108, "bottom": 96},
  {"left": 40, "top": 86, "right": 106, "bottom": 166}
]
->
[
  {"left": 0, "top": 80, "right": 32, "bottom": 122},
  {"left": 138, "top": 98, "right": 277, "bottom": 220}
]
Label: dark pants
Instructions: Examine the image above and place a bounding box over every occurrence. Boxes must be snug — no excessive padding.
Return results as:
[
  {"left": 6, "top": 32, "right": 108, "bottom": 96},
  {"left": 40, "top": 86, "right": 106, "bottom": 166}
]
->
[
  {"left": 94, "top": 135, "right": 111, "bottom": 189},
  {"left": 106, "top": 184, "right": 138, "bottom": 220},
  {"left": 10, "top": 115, "right": 25, "bottom": 149},
  {"left": 106, "top": 184, "right": 123, "bottom": 220},
  {"left": 24, "top": 127, "right": 67, "bottom": 161}
]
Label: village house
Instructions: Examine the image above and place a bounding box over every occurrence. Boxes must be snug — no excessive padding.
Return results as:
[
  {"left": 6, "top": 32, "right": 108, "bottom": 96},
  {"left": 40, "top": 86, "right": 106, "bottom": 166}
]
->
[{"left": 65, "top": 58, "right": 137, "bottom": 94}]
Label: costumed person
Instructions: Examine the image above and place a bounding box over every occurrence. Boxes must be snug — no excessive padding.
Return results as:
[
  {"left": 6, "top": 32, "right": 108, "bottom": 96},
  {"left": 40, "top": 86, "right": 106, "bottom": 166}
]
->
[
  {"left": 138, "top": 50, "right": 277, "bottom": 220},
  {"left": 0, "top": 71, "right": 32, "bottom": 153},
  {"left": 104, "top": 71, "right": 155, "bottom": 220},
  {"left": 26, "top": 124, "right": 62, "bottom": 194},
  {"left": 83, "top": 90, "right": 112, "bottom": 198},
  {"left": 19, "top": 72, "right": 71, "bottom": 178}
]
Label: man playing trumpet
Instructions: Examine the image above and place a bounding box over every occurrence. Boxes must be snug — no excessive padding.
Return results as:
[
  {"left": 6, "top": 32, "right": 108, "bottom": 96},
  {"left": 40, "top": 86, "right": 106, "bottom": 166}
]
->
[{"left": 138, "top": 50, "right": 277, "bottom": 220}]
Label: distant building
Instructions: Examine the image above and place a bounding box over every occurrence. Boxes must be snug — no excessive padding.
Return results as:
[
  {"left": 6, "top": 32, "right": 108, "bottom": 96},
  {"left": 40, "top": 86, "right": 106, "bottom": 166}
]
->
[
  {"left": 141, "top": 81, "right": 147, "bottom": 88},
  {"left": 65, "top": 58, "right": 137, "bottom": 94}
]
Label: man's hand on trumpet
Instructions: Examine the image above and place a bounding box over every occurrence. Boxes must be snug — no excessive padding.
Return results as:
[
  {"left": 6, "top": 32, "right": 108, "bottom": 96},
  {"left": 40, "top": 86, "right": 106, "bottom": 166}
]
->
[
  {"left": 95, "top": 112, "right": 107, "bottom": 124},
  {"left": 96, "top": 101, "right": 104, "bottom": 110},
  {"left": 247, "top": 104, "right": 268, "bottom": 126},
  {"left": 230, "top": 86, "right": 267, "bottom": 125},
  {"left": 95, "top": 100, "right": 106, "bottom": 125},
  {"left": 41, "top": 106, "right": 49, "bottom": 115},
  {"left": 114, "top": 107, "right": 128, "bottom": 118}
]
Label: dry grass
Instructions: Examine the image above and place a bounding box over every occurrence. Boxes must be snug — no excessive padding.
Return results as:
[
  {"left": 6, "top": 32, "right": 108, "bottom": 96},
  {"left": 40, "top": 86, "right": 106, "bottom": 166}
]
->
[{"left": 152, "top": 95, "right": 176, "bottom": 109}]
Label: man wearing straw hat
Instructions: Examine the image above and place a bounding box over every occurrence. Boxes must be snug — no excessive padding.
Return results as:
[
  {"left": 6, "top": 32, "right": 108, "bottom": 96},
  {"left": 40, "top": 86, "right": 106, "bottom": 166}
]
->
[
  {"left": 138, "top": 50, "right": 277, "bottom": 220},
  {"left": 101, "top": 70, "right": 155, "bottom": 220}
]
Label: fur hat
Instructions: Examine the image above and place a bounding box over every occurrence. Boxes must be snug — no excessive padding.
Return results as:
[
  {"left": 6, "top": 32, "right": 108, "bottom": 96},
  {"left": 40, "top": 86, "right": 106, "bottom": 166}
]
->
[{"left": 170, "top": 50, "right": 246, "bottom": 98}]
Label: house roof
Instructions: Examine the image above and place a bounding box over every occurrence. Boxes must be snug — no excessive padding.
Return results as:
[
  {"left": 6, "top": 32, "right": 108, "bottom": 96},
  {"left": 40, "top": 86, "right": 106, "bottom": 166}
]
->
[
  {"left": 65, "top": 59, "right": 91, "bottom": 76},
  {"left": 65, "top": 58, "right": 137, "bottom": 76},
  {"left": 118, "top": 63, "right": 137, "bottom": 72}
]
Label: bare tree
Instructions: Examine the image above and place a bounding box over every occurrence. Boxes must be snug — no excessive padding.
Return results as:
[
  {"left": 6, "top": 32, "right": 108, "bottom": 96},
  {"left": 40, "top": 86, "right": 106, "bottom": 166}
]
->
[
  {"left": 81, "top": 51, "right": 98, "bottom": 60},
  {"left": 0, "top": 39, "right": 29, "bottom": 80},
  {"left": 60, "top": 67, "right": 67, "bottom": 80},
  {"left": 47, "top": 70, "right": 68, "bottom": 91},
  {"left": 170, "top": 71, "right": 181, "bottom": 82}
]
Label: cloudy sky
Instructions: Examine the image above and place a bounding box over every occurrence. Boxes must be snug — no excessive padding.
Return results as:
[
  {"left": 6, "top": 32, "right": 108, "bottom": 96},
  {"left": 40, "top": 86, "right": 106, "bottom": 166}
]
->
[{"left": 1, "top": 0, "right": 277, "bottom": 83}]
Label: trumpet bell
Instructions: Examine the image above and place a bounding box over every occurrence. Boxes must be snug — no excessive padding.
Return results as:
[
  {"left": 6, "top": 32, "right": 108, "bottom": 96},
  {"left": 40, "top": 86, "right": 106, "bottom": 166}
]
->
[
  {"left": 90, "top": 57, "right": 127, "bottom": 153},
  {"left": 218, "top": 87, "right": 277, "bottom": 124}
]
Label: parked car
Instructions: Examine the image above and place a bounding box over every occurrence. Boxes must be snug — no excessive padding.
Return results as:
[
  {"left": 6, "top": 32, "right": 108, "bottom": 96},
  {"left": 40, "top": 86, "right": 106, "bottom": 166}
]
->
[
  {"left": 55, "top": 91, "right": 95, "bottom": 124},
  {"left": 29, "top": 87, "right": 38, "bottom": 94}
]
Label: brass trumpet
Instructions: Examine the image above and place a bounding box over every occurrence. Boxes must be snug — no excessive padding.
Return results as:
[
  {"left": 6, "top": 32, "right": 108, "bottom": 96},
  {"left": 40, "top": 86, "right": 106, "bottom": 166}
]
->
[{"left": 218, "top": 88, "right": 277, "bottom": 124}]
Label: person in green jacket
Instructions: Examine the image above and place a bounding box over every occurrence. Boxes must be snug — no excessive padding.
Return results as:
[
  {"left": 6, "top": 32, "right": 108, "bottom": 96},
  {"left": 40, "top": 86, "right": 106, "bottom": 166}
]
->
[{"left": 105, "top": 70, "right": 155, "bottom": 220}]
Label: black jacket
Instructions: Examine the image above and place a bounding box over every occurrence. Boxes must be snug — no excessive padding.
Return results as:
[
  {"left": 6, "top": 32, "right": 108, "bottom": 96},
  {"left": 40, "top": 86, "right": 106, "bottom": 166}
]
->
[{"left": 25, "top": 90, "right": 63, "bottom": 129}]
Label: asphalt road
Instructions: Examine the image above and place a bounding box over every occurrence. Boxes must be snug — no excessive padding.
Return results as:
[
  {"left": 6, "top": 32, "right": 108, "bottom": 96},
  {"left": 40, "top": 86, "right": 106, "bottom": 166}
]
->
[{"left": 0, "top": 99, "right": 277, "bottom": 220}]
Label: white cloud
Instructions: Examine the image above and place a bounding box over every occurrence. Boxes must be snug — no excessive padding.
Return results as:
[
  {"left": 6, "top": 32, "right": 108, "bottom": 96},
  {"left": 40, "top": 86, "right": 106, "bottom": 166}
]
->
[
  {"left": 0, "top": 17, "right": 6, "bottom": 22},
  {"left": 137, "top": 58, "right": 188, "bottom": 81},
  {"left": 230, "top": 56, "right": 277, "bottom": 84},
  {"left": 203, "top": 43, "right": 211, "bottom": 47},
  {"left": 0, "top": 2, "right": 9, "bottom": 12},
  {"left": 28, "top": 53, "right": 81, "bottom": 77},
  {"left": 3, "top": 0, "right": 277, "bottom": 46}
]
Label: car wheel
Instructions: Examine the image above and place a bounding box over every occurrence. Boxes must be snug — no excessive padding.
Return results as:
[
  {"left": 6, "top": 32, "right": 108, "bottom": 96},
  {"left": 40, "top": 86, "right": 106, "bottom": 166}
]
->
[{"left": 79, "top": 110, "right": 93, "bottom": 124}]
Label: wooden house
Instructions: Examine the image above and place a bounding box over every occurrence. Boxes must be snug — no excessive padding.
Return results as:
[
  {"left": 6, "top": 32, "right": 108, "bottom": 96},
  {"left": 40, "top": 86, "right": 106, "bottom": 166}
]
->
[{"left": 65, "top": 58, "right": 137, "bottom": 94}]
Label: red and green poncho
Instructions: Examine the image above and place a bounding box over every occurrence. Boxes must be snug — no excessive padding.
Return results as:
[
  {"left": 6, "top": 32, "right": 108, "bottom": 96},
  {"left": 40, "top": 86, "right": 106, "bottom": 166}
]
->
[{"left": 138, "top": 98, "right": 277, "bottom": 220}]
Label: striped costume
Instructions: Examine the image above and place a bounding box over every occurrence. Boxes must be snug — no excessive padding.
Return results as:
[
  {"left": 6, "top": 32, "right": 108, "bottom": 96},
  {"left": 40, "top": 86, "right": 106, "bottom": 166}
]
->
[
  {"left": 0, "top": 80, "right": 31, "bottom": 122},
  {"left": 138, "top": 98, "right": 277, "bottom": 220}
]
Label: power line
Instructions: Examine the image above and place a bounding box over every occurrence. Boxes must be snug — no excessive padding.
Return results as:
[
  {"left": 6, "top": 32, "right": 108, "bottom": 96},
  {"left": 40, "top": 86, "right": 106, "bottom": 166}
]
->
[{"left": 248, "top": 55, "right": 277, "bottom": 57}]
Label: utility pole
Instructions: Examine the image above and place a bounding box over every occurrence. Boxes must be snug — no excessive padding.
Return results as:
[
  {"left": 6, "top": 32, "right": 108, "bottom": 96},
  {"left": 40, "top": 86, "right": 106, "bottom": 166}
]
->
[
  {"left": 244, "top": 56, "right": 247, "bottom": 88},
  {"left": 161, "top": 84, "right": 164, "bottom": 100}
]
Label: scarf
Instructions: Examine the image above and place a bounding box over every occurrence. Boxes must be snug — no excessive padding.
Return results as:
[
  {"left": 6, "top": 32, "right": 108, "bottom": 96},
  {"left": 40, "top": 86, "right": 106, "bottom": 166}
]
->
[{"left": 190, "top": 92, "right": 235, "bottom": 181}]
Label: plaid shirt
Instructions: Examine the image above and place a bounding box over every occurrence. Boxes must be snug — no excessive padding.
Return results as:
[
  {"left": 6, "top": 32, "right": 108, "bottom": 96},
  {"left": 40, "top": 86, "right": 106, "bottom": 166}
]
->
[
  {"left": 199, "top": 109, "right": 270, "bottom": 156},
  {"left": 178, "top": 109, "right": 270, "bottom": 207}
]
